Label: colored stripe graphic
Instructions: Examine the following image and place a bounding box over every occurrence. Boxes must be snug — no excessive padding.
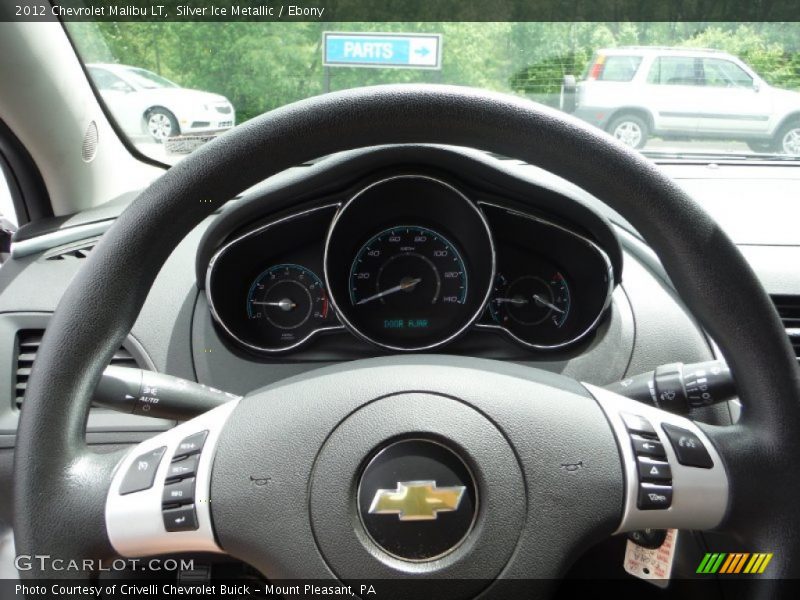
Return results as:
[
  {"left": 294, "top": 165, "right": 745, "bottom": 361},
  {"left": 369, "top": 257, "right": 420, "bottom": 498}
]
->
[
  {"left": 744, "top": 554, "right": 760, "bottom": 574},
  {"left": 758, "top": 554, "right": 773, "bottom": 574},
  {"left": 718, "top": 554, "right": 735, "bottom": 573},
  {"left": 699, "top": 553, "right": 774, "bottom": 574},
  {"left": 696, "top": 553, "right": 713, "bottom": 573},
  {"left": 733, "top": 553, "right": 750, "bottom": 573},
  {"left": 697, "top": 553, "right": 727, "bottom": 574},
  {"left": 722, "top": 553, "right": 740, "bottom": 573},
  {"left": 711, "top": 553, "right": 726, "bottom": 573}
]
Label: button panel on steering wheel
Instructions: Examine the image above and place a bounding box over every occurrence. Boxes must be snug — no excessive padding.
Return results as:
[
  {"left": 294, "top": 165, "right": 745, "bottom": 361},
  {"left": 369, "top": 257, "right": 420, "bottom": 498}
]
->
[
  {"left": 106, "top": 404, "right": 237, "bottom": 556},
  {"left": 587, "top": 385, "right": 728, "bottom": 532}
]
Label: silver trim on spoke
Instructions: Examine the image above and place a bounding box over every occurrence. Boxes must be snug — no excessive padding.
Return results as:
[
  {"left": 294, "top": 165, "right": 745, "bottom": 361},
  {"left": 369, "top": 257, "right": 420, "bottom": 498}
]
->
[
  {"left": 106, "top": 400, "right": 239, "bottom": 557},
  {"left": 585, "top": 384, "right": 728, "bottom": 533}
]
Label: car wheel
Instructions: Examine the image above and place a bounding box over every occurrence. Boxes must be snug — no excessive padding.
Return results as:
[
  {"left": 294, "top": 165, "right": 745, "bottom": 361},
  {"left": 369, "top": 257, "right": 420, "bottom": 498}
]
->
[
  {"left": 608, "top": 114, "right": 648, "bottom": 149},
  {"left": 777, "top": 121, "right": 800, "bottom": 156},
  {"left": 746, "top": 140, "right": 774, "bottom": 153},
  {"left": 145, "top": 108, "right": 179, "bottom": 143}
]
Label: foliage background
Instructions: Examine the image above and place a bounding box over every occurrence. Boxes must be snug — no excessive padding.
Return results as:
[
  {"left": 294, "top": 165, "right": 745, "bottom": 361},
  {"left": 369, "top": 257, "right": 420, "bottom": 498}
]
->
[{"left": 68, "top": 22, "right": 800, "bottom": 123}]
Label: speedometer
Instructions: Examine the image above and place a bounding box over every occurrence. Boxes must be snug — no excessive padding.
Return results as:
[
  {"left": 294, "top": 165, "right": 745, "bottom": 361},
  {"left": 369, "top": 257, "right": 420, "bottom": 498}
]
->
[
  {"left": 325, "top": 175, "right": 496, "bottom": 351},
  {"left": 349, "top": 226, "right": 468, "bottom": 339}
]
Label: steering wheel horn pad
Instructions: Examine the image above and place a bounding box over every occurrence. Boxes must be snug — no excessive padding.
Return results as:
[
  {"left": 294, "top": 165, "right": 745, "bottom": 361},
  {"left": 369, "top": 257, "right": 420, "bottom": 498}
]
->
[{"left": 102, "top": 356, "right": 729, "bottom": 593}]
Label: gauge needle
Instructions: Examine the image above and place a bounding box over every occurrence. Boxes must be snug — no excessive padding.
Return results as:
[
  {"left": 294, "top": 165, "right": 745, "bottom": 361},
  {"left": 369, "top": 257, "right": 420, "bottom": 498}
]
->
[
  {"left": 533, "top": 294, "right": 565, "bottom": 314},
  {"left": 356, "top": 277, "right": 422, "bottom": 305},
  {"left": 251, "top": 298, "right": 297, "bottom": 311},
  {"left": 493, "top": 297, "right": 528, "bottom": 305}
]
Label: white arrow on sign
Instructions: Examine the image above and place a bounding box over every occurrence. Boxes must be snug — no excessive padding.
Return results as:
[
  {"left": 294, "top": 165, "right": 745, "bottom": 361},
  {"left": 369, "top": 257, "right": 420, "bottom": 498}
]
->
[{"left": 408, "top": 37, "right": 439, "bottom": 67}]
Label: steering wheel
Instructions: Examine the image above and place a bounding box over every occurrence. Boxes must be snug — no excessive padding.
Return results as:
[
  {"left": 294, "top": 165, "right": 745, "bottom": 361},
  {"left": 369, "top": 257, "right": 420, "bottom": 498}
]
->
[{"left": 14, "top": 86, "right": 800, "bottom": 595}]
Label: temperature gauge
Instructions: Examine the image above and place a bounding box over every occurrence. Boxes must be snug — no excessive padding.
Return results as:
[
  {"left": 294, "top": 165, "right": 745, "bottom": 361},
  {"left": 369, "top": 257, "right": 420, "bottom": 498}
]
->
[
  {"left": 487, "top": 269, "right": 576, "bottom": 348},
  {"left": 490, "top": 272, "right": 570, "bottom": 328}
]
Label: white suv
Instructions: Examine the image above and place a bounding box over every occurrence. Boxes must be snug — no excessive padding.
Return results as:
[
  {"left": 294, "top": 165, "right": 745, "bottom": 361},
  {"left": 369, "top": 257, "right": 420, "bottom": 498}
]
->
[{"left": 562, "top": 47, "right": 800, "bottom": 155}]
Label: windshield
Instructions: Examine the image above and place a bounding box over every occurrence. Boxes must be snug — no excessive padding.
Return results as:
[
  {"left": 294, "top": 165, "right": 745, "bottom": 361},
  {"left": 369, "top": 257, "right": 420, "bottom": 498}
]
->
[
  {"left": 123, "top": 66, "right": 179, "bottom": 89},
  {"left": 66, "top": 21, "right": 800, "bottom": 165}
]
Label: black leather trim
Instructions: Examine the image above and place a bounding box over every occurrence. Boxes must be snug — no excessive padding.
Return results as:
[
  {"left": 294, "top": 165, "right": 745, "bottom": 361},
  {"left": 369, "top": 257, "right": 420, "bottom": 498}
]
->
[{"left": 15, "top": 85, "right": 800, "bottom": 578}]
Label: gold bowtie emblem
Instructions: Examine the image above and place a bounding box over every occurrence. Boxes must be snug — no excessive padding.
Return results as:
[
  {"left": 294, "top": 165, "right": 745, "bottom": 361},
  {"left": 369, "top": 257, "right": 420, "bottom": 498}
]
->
[{"left": 368, "top": 480, "right": 466, "bottom": 521}]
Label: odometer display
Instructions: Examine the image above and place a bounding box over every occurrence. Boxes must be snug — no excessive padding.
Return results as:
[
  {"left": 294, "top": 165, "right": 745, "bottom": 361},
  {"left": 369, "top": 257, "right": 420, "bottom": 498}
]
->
[{"left": 348, "top": 226, "right": 468, "bottom": 346}]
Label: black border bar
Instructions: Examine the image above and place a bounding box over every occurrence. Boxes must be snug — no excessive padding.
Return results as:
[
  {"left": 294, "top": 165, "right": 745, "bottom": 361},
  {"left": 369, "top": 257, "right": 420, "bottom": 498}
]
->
[{"left": 3, "top": 0, "right": 800, "bottom": 22}]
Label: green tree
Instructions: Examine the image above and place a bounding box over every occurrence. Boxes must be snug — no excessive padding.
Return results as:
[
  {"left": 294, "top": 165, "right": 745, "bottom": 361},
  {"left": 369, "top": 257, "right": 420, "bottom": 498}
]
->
[
  {"left": 67, "top": 20, "right": 800, "bottom": 127},
  {"left": 684, "top": 25, "right": 800, "bottom": 90}
]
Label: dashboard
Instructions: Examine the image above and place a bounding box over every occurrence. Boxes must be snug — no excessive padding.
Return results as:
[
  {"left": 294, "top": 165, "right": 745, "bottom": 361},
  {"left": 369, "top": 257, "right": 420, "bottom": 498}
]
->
[
  {"left": 4, "top": 144, "right": 745, "bottom": 449},
  {"left": 205, "top": 171, "right": 616, "bottom": 356}
]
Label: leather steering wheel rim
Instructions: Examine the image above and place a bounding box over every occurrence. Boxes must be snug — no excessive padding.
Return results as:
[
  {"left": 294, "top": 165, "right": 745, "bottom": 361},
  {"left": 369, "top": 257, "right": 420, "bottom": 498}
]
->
[{"left": 14, "top": 85, "right": 800, "bottom": 583}]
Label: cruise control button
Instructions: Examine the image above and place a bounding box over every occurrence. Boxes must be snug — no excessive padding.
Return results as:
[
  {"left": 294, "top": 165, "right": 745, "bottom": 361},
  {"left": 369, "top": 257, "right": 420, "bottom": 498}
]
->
[
  {"left": 119, "top": 447, "right": 166, "bottom": 495},
  {"left": 163, "top": 505, "right": 198, "bottom": 532},
  {"left": 162, "top": 477, "right": 196, "bottom": 506},
  {"left": 638, "top": 483, "right": 673, "bottom": 510},
  {"left": 637, "top": 457, "right": 672, "bottom": 482},
  {"left": 661, "top": 424, "right": 714, "bottom": 468},
  {"left": 631, "top": 435, "right": 666, "bottom": 458},
  {"left": 166, "top": 454, "right": 200, "bottom": 481},
  {"left": 173, "top": 430, "right": 208, "bottom": 460},
  {"left": 621, "top": 413, "right": 656, "bottom": 435}
]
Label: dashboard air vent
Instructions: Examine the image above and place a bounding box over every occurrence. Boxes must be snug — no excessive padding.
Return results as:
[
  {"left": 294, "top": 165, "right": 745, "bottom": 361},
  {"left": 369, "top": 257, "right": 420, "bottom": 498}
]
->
[
  {"left": 771, "top": 295, "right": 800, "bottom": 363},
  {"left": 14, "top": 329, "right": 142, "bottom": 409},
  {"left": 45, "top": 241, "right": 95, "bottom": 260}
]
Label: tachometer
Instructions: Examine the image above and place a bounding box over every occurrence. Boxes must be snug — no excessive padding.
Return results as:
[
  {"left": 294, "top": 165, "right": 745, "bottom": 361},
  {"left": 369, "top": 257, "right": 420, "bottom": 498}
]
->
[{"left": 246, "top": 264, "right": 329, "bottom": 348}]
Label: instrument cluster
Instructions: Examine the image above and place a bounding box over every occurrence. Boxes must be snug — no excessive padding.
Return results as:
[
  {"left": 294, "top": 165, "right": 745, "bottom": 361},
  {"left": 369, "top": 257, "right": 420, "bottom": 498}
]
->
[{"left": 206, "top": 174, "right": 614, "bottom": 354}]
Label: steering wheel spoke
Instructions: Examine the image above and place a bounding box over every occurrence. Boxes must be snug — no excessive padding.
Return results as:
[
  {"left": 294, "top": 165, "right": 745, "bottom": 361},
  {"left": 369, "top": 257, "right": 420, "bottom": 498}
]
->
[
  {"left": 105, "top": 400, "right": 238, "bottom": 557},
  {"left": 586, "top": 384, "right": 729, "bottom": 533}
]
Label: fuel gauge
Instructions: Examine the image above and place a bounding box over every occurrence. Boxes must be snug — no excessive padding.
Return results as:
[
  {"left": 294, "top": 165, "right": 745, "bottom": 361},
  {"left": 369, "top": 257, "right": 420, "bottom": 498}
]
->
[
  {"left": 487, "top": 268, "right": 576, "bottom": 348},
  {"left": 491, "top": 273, "right": 570, "bottom": 328}
]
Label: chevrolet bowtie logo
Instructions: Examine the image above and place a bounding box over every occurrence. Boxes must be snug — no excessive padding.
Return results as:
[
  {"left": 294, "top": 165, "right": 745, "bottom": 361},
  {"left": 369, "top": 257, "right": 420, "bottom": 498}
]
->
[{"left": 368, "top": 480, "right": 466, "bottom": 521}]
